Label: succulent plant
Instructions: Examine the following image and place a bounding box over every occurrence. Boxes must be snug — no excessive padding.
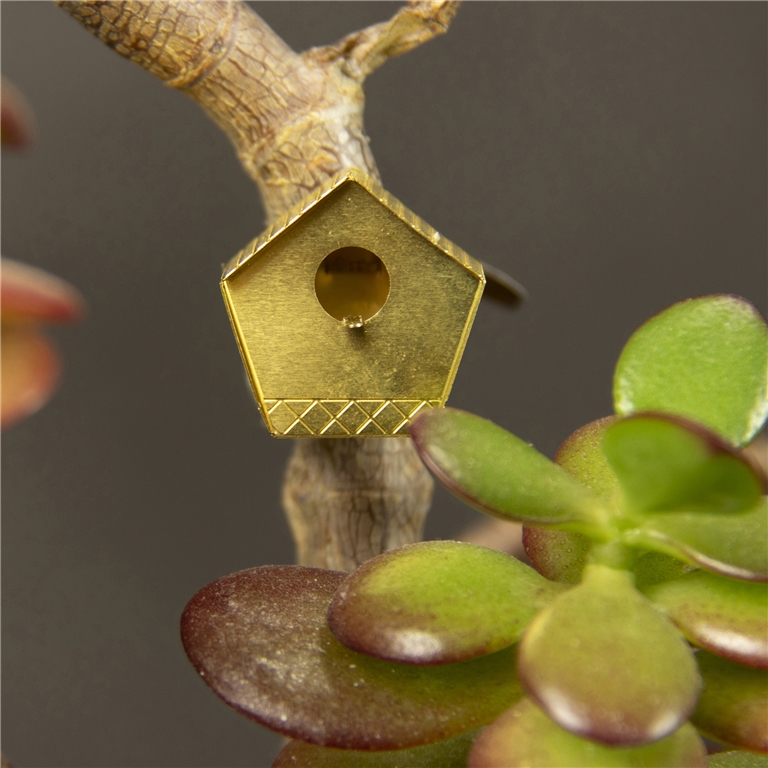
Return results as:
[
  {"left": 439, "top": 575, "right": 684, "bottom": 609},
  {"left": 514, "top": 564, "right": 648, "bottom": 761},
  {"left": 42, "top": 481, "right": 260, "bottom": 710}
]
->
[
  {"left": 181, "top": 294, "right": 768, "bottom": 767},
  {"left": 1, "top": 82, "right": 83, "bottom": 431}
]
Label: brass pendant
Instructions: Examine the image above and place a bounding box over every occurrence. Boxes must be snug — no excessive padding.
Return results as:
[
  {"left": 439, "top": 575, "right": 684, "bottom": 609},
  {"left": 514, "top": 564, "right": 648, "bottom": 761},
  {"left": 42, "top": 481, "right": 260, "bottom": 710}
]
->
[{"left": 221, "top": 169, "right": 485, "bottom": 437}]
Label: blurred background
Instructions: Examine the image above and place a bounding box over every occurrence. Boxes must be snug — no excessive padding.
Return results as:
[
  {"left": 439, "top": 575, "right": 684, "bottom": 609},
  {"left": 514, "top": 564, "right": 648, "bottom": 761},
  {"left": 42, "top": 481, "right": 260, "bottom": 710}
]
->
[{"left": 2, "top": 2, "right": 766, "bottom": 766}]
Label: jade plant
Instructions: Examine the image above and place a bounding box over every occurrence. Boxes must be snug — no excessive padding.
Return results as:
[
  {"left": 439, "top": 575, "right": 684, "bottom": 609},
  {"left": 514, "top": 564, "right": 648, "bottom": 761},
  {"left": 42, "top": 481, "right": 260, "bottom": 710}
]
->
[{"left": 181, "top": 294, "right": 768, "bottom": 767}]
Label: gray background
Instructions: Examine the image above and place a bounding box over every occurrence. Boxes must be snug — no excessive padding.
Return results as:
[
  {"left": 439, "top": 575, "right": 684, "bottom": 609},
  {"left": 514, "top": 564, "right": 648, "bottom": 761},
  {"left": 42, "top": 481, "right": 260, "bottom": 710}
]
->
[{"left": 2, "top": 2, "right": 766, "bottom": 766}]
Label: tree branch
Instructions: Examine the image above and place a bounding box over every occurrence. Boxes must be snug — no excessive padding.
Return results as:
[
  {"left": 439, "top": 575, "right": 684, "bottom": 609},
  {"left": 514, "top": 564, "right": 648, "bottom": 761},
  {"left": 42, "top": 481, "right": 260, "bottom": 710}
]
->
[
  {"left": 58, "top": 0, "right": 460, "bottom": 569},
  {"left": 307, "top": 0, "right": 460, "bottom": 81}
]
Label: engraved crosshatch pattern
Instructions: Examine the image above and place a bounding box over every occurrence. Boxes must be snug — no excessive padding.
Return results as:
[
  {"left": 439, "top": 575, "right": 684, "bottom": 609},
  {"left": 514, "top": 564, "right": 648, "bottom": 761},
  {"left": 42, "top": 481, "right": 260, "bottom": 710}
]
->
[{"left": 264, "top": 399, "right": 442, "bottom": 437}]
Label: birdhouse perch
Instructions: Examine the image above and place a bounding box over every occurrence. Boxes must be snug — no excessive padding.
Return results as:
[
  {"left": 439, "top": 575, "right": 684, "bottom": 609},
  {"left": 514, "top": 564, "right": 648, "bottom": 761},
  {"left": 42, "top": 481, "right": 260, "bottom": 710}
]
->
[{"left": 221, "top": 169, "right": 485, "bottom": 437}]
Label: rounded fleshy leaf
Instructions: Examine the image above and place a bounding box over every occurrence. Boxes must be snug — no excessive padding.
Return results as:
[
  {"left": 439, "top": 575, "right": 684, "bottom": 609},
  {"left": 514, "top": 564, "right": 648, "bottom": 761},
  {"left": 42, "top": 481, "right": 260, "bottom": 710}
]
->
[
  {"left": 411, "top": 408, "right": 606, "bottom": 531},
  {"left": 691, "top": 651, "right": 768, "bottom": 753},
  {"left": 613, "top": 295, "right": 768, "bottom": 447},
  {"left": 604, "top": 414, "right": 764, "bottom": 515},
  {"left": 181, "top": 565, "right": 524, "bottom": 751},
  {"left": 624, "top": 497, "right": 768, "bottom": 582},
  {"left": 469, "top": 698, "right": 706, "bottom": 768},
  {"left": 518, "top": 564, "right": 701, "bottom": 746},
  {"left": 522, "top": 527, "right": 591, "bottom": 584},
  {"left": 1, "top": 258, "right": 84, "bottom": 324},
  {"left": 645, "top": 570, "right": 768, "bottom": 669},
  {"left": 1, "top": 326, "right": 60, "bottom": 430},
  {"left": 1, "top": 259, "right": 84, "bottom": 429},
  {"left": 328, "top": 541, "right": 567, "bottom": 665},
  {"left": 554, "top": 416, "right": 620, "bottom": 499},
  {"left": 708, "top": 752, "right": 768, "bottom": 768},
  {"left": 1, "top": 78, "right": 36, "bottom": 148},
  {"left": 273, "top": 730, "right": 480, "bottom": 768}
]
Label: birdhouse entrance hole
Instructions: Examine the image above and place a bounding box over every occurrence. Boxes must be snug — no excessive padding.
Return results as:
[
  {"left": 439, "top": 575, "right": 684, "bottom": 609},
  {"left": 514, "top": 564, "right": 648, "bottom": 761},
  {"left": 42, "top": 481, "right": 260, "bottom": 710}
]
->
[{"left": 315, "top": 246, "right": 390, "bottom": 325}]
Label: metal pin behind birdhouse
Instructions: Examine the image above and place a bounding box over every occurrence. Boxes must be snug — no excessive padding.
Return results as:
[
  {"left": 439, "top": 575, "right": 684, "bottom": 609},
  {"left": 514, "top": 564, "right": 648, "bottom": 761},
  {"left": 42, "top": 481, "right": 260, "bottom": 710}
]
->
[{"left": 221, "top": 168, "right": 485, "bottom": 437}]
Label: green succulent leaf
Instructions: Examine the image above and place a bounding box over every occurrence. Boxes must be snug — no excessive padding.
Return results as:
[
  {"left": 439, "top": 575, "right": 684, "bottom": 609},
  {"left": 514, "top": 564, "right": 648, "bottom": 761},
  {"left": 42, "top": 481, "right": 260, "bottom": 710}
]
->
[
  {"left": 632, "top": 550, "right": 694, "bottom": 588},
  {"left": 603, "top": 414, "right": 764, "bottom": 516},
  {"left": 181, "top": 565, "right": 524, "bottom": 751},
  {"left": 272, "top": 729, "right": 480, "bottom": 768},
  {"left": 623, "top": 497, "right": 768, "bottom": 582},
  {"left": 691, "top": 650, "right": 768, "bottom": 753},
  {"left": 518, "top": 564, "right": 701, "bottom": 746},
  {"left": 554, "top": 416, "right": 620, "bottom": 499},
  {"left": 708, "top": 752, "right": 768, "bottom": 768},
  {"left": 527, "top": 416, "right": 689, "bottom": 587},
  {"left": 522, "top": 527, "right": 592, "bottom": 584},
  {"left": 328, "top": 541, "right": 567, "bottom": 665},
  {"left": 468, "top": 698, "right": 707, "bottom": 768},
  {"left": 613, "top": 295, "right": 768, "bottom": 447},
  {"left": 644, "top": 570, "right": 768, "bottom": 669},
  {"left": 410, "top": 408, "right": 607, "bottom": 532},
  {"left": 521, "top": 418, "right": 615, "bottom": 585},
  {"left": 523, "top": 525, "right": 692, "bottom": 588}
]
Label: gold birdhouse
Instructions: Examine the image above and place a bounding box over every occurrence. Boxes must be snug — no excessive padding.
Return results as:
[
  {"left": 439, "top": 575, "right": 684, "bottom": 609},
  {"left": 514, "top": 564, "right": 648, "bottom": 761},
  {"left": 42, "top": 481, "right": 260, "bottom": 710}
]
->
[{"left": 221, "top": 168, "right": 485, "bottom": 437}]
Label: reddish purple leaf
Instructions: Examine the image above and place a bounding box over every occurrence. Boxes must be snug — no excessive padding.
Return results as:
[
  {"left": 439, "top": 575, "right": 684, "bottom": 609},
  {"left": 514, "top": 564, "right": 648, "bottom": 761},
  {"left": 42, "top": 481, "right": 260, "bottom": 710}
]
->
[
  {"left": 272, "top": 730, "right": 479, "bottom": 768},
  {"left": 181, "top": 565, "right": 523, "bottom": 751},
  {"left": 691, "top": 651, "right": 768, "bottom": 753}
]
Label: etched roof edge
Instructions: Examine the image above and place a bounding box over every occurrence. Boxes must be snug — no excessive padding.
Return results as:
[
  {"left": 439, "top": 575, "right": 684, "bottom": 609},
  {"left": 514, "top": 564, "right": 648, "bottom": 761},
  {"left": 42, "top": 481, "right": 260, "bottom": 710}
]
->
[
  {"left": 221, "top": 170, "right": 350, "bottom": 280},
  {"left": 363, "top": 175, "right": 485, "bottom": 281},
  {"left": 221, "top": 167, "right": 485, "bottom": 282}
]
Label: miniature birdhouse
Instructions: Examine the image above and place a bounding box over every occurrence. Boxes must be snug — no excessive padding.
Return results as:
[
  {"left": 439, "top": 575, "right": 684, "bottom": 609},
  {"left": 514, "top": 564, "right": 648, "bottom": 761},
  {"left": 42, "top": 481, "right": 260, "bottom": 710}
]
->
[{"left": 221, "top": 168, "right": 485, "bottom": 437}]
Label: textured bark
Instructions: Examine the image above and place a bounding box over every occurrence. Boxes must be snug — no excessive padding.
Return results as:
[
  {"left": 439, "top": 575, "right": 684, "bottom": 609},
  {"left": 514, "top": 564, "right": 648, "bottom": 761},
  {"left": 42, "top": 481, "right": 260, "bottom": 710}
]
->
[
  {"left": 59, "top": 0, "right": 459, "bottom": 569},
  {"left": 283, "top": 439, "right": 434, "bottom": 572},
  {"left": 59, "top": 0, "right": 456, "bottom": 218}
]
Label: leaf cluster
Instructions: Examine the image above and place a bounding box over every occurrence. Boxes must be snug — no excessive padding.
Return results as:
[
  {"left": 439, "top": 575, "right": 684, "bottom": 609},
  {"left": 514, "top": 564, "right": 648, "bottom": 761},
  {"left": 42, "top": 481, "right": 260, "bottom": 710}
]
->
[{"left": 182, "top": 295, "right": 768, "bottom": 767}]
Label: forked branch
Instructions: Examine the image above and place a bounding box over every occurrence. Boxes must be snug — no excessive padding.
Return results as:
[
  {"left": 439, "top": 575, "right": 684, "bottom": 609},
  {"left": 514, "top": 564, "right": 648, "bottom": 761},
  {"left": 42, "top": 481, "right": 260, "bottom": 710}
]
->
[
  {"left": 59, "top": 0, "right": 459, "bottom": 217},
  {"left": 58, "top": 0, "right": 461, "bottom": 569}
]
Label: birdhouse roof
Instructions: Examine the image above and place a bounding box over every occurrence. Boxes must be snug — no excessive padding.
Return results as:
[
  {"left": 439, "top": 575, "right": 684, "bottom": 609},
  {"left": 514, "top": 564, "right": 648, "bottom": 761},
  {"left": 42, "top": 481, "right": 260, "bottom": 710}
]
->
[{"left": 221, "top": 168, "right": 483, "bottom": 281}]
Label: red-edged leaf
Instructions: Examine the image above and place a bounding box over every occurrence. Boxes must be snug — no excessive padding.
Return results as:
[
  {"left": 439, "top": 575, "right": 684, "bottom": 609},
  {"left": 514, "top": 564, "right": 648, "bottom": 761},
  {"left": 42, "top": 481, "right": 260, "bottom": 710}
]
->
[
  {"left": 0, "top": 259, "right": 83, "bottom": 429},
  {"left": 645, "top": 570, "right": 768, "bottom": 669},
  {"left": 329, "top": 541, "right": 566, "bottom": 665},
  {"left": 1, "top": 78, "right": 35, "bottom": 148},
  {"left": 272, "top": 730, "right": 480, "bottom": 768},
  {"left": 469, "top": 698, "right": 706, "bottom": 768},
  {"left": 411, "top": 408, "right": 606, "bottom": 532},
  {"left": 1, "top": 258, "right": 83, "bottom": 324},
  {"left": 1, "top": 326, "right": 60, "bottom": 430},
  {"left": 518, "top": 564, "right": 700, "bottom": 746},
  {"left": 181, "top": 565, "right": 524, "bottom": 751},
  {"left": 691, "top": 651, "right": 768, "bottom": 753},
  {"left": 603, "top": 414, "right": 765, "bottom": 516},
  {"left": 624, "top": 497, "right": 768, "bottom": 582}
]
